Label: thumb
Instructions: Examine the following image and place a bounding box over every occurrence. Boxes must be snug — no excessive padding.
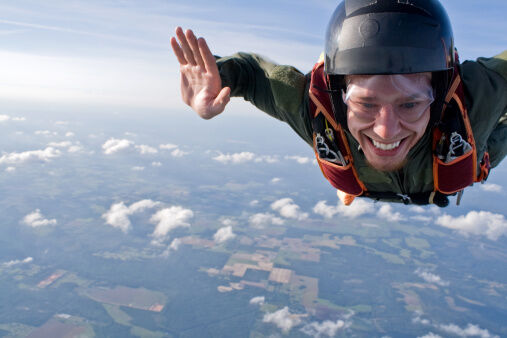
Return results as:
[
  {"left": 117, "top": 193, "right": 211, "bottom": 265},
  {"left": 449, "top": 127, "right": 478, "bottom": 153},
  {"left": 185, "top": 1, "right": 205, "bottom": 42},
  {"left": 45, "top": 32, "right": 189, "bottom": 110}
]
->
[{"left": 212, "top": 87, "right": 231, "bottom": 111}]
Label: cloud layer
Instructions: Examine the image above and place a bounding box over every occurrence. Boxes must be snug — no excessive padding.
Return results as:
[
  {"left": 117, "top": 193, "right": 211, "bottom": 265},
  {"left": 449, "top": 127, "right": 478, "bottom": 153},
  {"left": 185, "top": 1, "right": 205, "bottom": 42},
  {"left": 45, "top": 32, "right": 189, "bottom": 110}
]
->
[
  {"left": 213, "top": 152, "right": 278, "bottom": 164},
  {"left": 0, "top": 147, "right": 61, "bottom": 165},
  {"left": 249, "top": 213, "right": 285, "bottom": 227},
  {"left": 313, "top": 199, "right": 375, "bottom": 219},
  {"left": 2, "top": 257, "right": 33, "bottom": 268},
  {"left": 436, "top": 211, "right": 507, "bottom": 240},
  {"left": 414, "top": 268, "right": 450, "bottom": 287},
  {"left": 150, "top": 206, "right": 193, "bottom": 241},
  {"left": 22, "top": 209, "right": 57, "bottom": 227},
  {"left": 262, "top": 307, "right": 301, "bottom": 334},
  {"left": 102, "top": 138, "right": 132, "bottom": 154},
  {"left": 300, "top": 319, "right": 350, "bottom": 337},
  {"left": 102, "top": 199, "right": 161, "bottom": 233},
  {"left": 271, "top": 198, "right": 308, "bottom": 220},
  {"left": 213, "top": 226, "right": 236, "bottom": 243}
]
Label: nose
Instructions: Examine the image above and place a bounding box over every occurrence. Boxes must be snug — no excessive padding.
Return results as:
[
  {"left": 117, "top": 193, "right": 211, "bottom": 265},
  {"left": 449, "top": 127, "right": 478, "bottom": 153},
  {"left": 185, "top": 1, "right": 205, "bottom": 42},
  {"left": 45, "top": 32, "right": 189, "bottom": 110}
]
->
[{"left": 372, "top": 104, "right": 401, "bottom": 140}]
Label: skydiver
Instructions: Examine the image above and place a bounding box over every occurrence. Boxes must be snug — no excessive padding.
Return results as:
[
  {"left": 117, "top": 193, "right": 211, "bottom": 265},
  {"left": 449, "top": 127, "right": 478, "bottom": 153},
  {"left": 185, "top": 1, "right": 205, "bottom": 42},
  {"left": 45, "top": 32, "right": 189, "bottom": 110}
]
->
[{"left": 170, "top": 0, "right": 507, "bottom": 207}]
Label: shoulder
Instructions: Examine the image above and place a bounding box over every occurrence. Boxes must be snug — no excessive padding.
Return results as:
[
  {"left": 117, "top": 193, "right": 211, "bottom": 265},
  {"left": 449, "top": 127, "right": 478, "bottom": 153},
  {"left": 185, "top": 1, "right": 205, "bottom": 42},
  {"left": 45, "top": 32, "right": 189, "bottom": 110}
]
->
[
  {"left": 460, "top": 51, "right": 507, "bottom": 158},
  {"left": 476, "top": 50, "right": 507, "bottom": 81},
  {"left": 460, "top": 51, "right": 507, "bottom": 129}
]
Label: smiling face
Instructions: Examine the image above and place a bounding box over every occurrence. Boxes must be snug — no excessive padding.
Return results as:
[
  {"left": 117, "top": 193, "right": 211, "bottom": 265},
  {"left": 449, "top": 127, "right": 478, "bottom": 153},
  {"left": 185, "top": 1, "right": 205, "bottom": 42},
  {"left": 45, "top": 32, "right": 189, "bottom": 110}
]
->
[{"left": 344, "top": 73, "right": 433, "bottom": 171}]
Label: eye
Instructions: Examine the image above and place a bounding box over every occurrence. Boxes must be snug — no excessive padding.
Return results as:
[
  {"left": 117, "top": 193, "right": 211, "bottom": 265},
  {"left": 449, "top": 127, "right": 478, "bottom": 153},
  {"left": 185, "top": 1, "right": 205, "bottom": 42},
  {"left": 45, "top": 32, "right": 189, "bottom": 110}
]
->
[
  {"left": 359, "top": 102, "right": 377, "bottom": 109},
  {"left": 401, "top": 102, "right": 418, "bottom": 109}
]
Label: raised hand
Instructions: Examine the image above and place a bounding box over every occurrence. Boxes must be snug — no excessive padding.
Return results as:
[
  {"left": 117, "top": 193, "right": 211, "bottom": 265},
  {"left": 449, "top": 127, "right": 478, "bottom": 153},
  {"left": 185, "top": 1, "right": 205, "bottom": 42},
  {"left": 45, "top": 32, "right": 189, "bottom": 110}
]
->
[{"left": 170, "top": 27, "right": 231, "bottom": 119}]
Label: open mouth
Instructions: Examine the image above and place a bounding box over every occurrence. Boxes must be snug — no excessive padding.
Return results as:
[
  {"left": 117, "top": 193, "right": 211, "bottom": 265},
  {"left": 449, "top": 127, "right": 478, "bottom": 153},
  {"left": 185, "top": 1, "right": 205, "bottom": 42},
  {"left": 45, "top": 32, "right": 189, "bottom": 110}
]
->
[{"left": 370, "top": 138, "right": 402, "bottom": 151}]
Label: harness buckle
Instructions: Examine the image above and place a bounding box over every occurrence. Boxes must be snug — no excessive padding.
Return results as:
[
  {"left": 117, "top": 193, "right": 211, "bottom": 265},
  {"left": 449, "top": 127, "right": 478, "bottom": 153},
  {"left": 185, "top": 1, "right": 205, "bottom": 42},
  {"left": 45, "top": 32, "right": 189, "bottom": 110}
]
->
[
  {"left": 396, "top": 193, "right": 412, "bottom": 205},
  {"left": 316, "top": 133, "right": 346, "bottom": 166}
]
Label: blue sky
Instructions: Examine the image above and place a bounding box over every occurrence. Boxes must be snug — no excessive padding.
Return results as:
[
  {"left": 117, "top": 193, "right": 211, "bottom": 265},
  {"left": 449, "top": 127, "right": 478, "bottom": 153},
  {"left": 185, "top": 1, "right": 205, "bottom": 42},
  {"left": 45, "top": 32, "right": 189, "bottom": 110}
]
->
[{"left": 0, "top": 0, "right": 505, "bottom": 111}]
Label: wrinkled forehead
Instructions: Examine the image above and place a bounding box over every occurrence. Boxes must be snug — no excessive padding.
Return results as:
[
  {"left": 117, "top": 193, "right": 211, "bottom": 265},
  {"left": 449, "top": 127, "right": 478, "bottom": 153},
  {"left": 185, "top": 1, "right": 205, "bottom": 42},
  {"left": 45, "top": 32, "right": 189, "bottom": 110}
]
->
[{"left": 345, "top": 72, "right": 433, "bottom": 97}]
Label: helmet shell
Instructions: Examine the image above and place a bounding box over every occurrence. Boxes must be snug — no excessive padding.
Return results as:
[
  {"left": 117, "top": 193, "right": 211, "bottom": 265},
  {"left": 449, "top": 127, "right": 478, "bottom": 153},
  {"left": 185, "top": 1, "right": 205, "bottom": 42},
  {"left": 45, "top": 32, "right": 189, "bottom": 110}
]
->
[{"left": 325, "top": 0, "right": 455, "bottom": 75}]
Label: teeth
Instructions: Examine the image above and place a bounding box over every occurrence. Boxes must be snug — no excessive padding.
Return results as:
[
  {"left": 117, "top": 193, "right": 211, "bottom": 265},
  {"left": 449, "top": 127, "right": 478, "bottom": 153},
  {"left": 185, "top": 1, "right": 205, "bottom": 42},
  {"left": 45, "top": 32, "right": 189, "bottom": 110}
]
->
[{"left": 372, "top": 139, "right": 401, "bottom": 150}]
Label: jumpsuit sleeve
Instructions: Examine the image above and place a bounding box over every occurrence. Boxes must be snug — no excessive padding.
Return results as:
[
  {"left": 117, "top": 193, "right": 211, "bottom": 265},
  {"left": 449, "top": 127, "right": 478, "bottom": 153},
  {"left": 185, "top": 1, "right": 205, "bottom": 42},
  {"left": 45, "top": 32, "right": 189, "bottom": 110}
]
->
[
  {"left": 216, "top": 53, "right": 314, "bottom": 145},
  {"left": 461, "top": 50, "right": 507, "bottom": 168}
]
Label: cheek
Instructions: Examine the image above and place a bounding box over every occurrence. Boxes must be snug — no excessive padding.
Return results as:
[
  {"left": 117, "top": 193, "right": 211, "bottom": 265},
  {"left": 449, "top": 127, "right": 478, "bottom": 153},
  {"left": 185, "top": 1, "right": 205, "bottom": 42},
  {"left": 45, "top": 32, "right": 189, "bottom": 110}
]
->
[
  {"left": 347, "top": 111, "right": 373, "bottom": 139},
  {"left": 400, "top": 111, "right": 431, "bottom": 143}
]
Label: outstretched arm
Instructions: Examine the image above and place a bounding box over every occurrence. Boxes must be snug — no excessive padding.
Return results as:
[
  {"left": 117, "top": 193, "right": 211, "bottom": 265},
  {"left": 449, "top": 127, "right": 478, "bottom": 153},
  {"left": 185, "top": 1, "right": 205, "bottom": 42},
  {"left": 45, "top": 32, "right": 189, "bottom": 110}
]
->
[{"left": 170, "top": 27, "right": 231, "bottom": 119}]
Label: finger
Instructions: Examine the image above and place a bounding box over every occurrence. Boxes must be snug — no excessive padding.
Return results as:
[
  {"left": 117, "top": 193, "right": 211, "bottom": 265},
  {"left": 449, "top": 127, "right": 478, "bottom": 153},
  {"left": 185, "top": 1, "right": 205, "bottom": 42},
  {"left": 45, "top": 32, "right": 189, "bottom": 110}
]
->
[
  {"left": 170, "top": 37, "right": 187, "bottom": 65},
  {"left": 198, "top": 38, "right": 218, "bottom": 74},
  {"left": 185, "top": 29, "right": 205, "bottom": 70},
  {"left": 175, "top": 27, "right": 196, "bottom": 65}
]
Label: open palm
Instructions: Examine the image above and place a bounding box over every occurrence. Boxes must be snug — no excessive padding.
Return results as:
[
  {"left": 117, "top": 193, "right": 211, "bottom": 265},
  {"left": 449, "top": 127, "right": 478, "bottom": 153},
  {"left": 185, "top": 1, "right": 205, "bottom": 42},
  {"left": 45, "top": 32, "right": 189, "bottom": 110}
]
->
[{"left": 170, "top": 27, "right": 231, "bottom": 119}]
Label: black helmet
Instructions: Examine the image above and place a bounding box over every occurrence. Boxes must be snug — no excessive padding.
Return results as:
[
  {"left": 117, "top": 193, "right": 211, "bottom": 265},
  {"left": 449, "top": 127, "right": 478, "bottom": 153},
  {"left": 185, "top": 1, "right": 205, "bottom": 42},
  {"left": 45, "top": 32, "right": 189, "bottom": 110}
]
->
[
  {"left": 325, "top": 0, "right": 455, "bottom": 75},
  {"left": 324, "top": 0, "right": 455, "bottom": 128}
]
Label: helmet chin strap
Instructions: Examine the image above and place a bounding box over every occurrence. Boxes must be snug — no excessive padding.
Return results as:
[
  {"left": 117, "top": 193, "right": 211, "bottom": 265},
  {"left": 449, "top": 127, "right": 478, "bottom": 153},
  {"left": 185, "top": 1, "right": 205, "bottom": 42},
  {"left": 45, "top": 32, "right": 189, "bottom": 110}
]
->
[{"left": 327, "top": 74, "right": 349, "bottom": 130}]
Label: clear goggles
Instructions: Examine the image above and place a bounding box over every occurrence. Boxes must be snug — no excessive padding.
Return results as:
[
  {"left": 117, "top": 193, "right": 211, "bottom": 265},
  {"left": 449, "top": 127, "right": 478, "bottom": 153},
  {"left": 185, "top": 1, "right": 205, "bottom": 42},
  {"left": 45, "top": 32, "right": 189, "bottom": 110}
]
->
[{"left": 342, "top": 73, "right": 434, "bottom": 123}]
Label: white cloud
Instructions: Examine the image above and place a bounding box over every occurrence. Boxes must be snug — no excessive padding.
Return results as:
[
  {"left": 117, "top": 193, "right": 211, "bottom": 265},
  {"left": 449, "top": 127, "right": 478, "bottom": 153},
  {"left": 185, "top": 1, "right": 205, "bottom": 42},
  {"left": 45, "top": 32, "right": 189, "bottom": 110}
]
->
[
  {"left": 412, "top": 313, "right": 498, "bottom": 338},
  {"left": 435, "top": 211, "right": 507, "bottom": 241},
  {"left": 102, "top": 138, "right": 132, "bottom": 154},
  {"left": 412, "top": 312, "right": 431, "bottom": 326},
  {"left": 65, "top": 132, "right": 75, "bottom": 137},
  {"left": 47, "top": 141, "right": 82, "bottom": 153},
  {"left": 35, "top": 130, "right": 57, "bottom": 136},
  {"left": 410, "top": 215, "right": 433, "bottom": 223},
  {"left": 438, "top": 323, "right": 498, "bottom": 338},
  {"left": 102, "top": 199, "right": 160, "bottom": 233},
  {"left": 22, "top": 209, "right": 57, "bottom": 227},
  {"left": 5, "top": 166, "right": 16, "bottom": 172},
  {"left": 150, "top": 206, "right": 193, "bottom": 241},
  {"left": 2, "top": 257, "right": 33, "bottom": 268},
  {"left": 249, "top": 213, "right": 285, "bottom": 227},
  {"left": 0, "top": 114, "right": 10, "bottom": 122},
  {"left": 259, "top": 155, "right": 278, "bottom": 163},
  {"left": 212, "top": 152, "right": 278, "bottom": 164},
  {"left": 169, "top": 238, "right": 182, "bottom": 251},
  {"left": 159, "top": 143, "right": 178, "bottom": 150},
  {"left": 377, "top": 204, "right": 405, "bottom": 222},
  {"left": 300, "top": 319, "right": 350, "bottom": 337},
  {"left": 159, "top": 143, "right": 187, "bottom": 157},
  {"left": 0, "top": 147, "right": 61, "bottom": 165},
  {"left": 102, "top": 202, "right": 131, "bottom": 232},
  {"left": 249, "top": 200, "right": 260, "bottom": 207},
  {"left": 249, "top": 296, "right": 265, "bottom": 306},
  {"left": 417, "top": 333, "right": 442, "bottom": 338},
  {"left": 414, "top": 268, "right": 449, "bottom": 287},
  {"left": 135, "top": 144, "right": 158, "bottom": 154},
  {"left": 213, "top": 226, "right": 236, "bottom": 244},
  {"left": 213, "top": 152, "right": 255, "bottom": 164},
  {"left": 313, "top": 199, "right": 375, "bottom": 219},
  {"left": 152, "top": 161, "right": 162, "bottom": 167},
  {"left": 161, "top": 238, "right": 182, "bottom": 257},
  {"left": 132, "top": 166, "right": 145, "bottom": 171},
  {"left": 271, "top": 198, "right": 308, "bottom": 220},
  {"left": 48, "top": 141, "right": 72, "bottom": 148},
  {"left": 220, "top": 218, "right": 237, "bottom": 227},
  {"left": 480, "top": 183, "right": 502, "bottom": 192},
  {"left": 68, "top": 145, "right": 83, "bottom": 153},
  {"left": 171, "top": 148, "right": 188, "bottom": 157},
  {"left": 262, "top": 307, "right": 301, "bottom": 334},
  {"left": 270, "top": 177, "right": 281, "bottom": 184},
  {"left": 284, "top": 155, "right": 312, "bottom": 164},
  {"left": 410, "top": 206, "right": 426, "bottom": 213},
  {"left": 129, "top": 199, "right": 161, "bottom": 213}
]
